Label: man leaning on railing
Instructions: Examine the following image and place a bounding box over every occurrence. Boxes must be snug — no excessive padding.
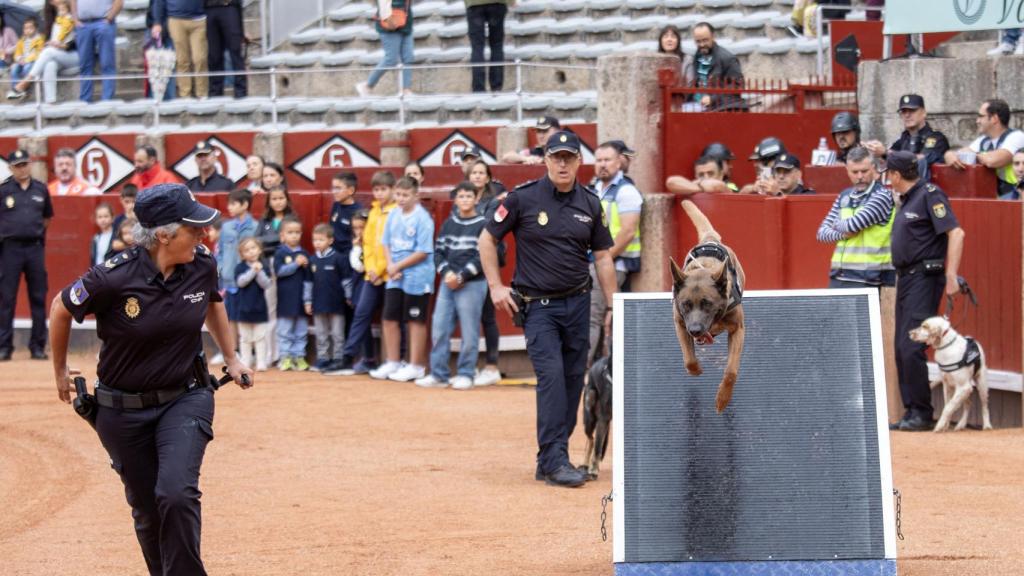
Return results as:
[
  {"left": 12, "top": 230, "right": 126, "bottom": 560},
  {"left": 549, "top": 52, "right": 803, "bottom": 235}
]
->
[{"left": 684, "top": 21, "right": 745, "bottom": 113}]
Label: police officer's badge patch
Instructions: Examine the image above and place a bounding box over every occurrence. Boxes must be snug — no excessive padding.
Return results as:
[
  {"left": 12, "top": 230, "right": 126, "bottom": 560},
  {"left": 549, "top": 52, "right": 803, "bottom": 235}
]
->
[
  {"left": 925, "top": 137, "right": 937, "bottom": 148},
  {"left": 932, "top": 203, "right": 947, "bottom": 218},
  {"left": 285, "top": 255, "right": 293, "bottom": 264},
  {"left": 538, "top": 211, "right": 549, "bottom": 226},
  {"left": 125, "top": 297, "right": 141, "bottom": 319},
  {"left": 4, "top": 196, "right": 13, "bottom": 209},
  {"left": 494, "top": 204, "right": 508, "bottom": 222},
  {"left": 70, "top": 279, "right": 89, "bottom": 305},
  {"left": 311, "top": 264, "right": 317, "bottom": 273}
]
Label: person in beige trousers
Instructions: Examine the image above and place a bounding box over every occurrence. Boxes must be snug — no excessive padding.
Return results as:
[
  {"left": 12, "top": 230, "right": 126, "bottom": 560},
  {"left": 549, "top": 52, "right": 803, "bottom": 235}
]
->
[{"left": 150, "top": 0, "right": 208, "bottom": 98}]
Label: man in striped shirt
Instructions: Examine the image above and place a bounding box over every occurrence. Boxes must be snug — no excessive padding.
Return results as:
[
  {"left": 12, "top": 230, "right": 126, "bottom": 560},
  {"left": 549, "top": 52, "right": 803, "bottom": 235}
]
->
[{"left": 815, "top": 146, "right": 896, "bottom": 288}]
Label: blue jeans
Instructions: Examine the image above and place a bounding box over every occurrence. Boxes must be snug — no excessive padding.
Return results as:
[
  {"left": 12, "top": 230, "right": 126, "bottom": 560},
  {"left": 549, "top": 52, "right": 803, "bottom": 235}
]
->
[
  {"left": 77, "top": 19, "right": 118, "bottom": 101},
  {"left": 10, "top": 62, "right": 32, "bottom": 84},
  {"left": 342, "top": 281, "right": 384, "bottom": 359},
  {"left": 429, "top": 279, "right": 487, "bottom": 380},
  {"left": 276, "top": 315, "right": 308, "bottom": 359},
  {"left": 1003, "top": 28, "right": 1022, "bottom": 45},
  {"left": 367, "top": 31, "right": 413, "bottom": 89}
]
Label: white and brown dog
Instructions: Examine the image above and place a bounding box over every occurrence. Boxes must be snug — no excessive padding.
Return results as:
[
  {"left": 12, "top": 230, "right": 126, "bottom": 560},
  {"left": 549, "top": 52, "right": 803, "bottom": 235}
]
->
[{"left": 908, "top": 316, "right": 992, "bottom": 432}]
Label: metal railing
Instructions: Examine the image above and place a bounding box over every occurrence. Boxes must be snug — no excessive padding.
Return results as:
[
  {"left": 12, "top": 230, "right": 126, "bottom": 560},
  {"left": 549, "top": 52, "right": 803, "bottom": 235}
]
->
[
  {"left": 22, "top": 60, "right": 598, "bottom": 132},
  {"left": 664, "top": 78, "right": 857, "bottom": 114}
]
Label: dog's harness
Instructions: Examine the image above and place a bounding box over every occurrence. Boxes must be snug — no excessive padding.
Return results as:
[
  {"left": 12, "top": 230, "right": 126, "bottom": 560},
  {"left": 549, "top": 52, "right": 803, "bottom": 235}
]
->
[
  {"left": 682, "top": 242, "right": 743, "bottom": 345},
  {"left": 936, "top": 330, "right": 983, "bottom": 374}
]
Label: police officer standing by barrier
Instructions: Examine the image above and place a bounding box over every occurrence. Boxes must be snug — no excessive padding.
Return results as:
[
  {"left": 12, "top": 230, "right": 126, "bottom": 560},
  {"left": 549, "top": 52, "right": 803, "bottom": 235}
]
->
[
  {"left": 480, "top": 131, "right": 617, "bottom": 488},
  {"left": 0, "top": 149, "right": 53, "bottom": 361},
  {"left": 886, "top": 151, "right": 964, "bottom": 432},
  {"left": 49, "top": 183, "right": 253, "bottom": 575}
]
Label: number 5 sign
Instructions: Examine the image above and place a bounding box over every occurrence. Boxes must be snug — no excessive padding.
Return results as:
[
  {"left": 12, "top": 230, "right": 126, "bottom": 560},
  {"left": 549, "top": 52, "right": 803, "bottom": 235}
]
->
[{"left": 75, "top": 138, "right": 134, "bottom": 192}]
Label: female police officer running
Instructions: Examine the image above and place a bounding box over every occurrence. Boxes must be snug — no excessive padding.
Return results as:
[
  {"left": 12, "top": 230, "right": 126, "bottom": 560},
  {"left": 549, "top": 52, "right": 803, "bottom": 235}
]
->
[{"left": 49, "top": 183, "right": 254, "bottom": 576}]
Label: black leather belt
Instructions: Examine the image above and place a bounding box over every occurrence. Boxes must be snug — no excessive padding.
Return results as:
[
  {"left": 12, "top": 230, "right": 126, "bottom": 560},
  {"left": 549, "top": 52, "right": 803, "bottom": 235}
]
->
[
  {"left": 896, "top": 259, "right": 943, "bottom": 276},
  {"left": 515, "top": 278, "right": 592, "bottom": 302},
  {"left": 95, "top": 381, "right": 196, "bottom": 410}
]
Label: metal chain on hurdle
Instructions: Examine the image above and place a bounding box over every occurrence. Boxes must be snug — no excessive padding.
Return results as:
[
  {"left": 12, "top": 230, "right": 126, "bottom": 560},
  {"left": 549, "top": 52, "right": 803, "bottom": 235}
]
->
[
  {"left": 600, "top": 490, "right": 613, "bottom": 542},
  {"left": 893, "top": 488, "right": 904, "bottom": 541}
]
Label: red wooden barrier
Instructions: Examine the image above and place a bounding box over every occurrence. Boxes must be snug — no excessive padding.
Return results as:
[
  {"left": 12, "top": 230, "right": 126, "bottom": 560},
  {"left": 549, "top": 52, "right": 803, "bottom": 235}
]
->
[{"left": 803, "top": 165, "right": 1000, "bottom": 198}]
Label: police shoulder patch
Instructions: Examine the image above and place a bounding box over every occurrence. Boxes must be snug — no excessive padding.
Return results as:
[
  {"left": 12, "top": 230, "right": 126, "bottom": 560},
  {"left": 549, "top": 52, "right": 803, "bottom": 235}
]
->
[
  {"left": 103, "top": 248, "right": 137, "bottom": 270},
  {"left": 513, "top": 179, "right": 538, "bottom": 191},
  {"left": 69, "top": 279, "right": 89, "bottom": 306},
  {"left": 932, "top": 202, "right": 947, "bottom": 219},
  {"left": 195, "top": 243, "right": 212, "bottom": 257},
  {"left": 926, "top": 183, "right": 938, "bottom": 193}
]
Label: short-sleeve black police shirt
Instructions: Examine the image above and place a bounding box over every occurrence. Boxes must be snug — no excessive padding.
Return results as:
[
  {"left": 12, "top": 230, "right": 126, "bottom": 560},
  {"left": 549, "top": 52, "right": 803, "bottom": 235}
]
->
[
  {"left": 186, "top": 173, "right": 235, "bottom": 193},
  {"left": 485, "top": 176, "right": 614, "bottom": 294},
  {"left": 60, "top": 245, "right": 223, "bottom": 392},
  {"left": 0, "top": 177, "right": 53, "bottom": 240},
  {"left": 889, "top": 123, "right": 950, "bottom": 167},
  {"left": 891, "top": 180, "right": 959, "bottom": 269}
]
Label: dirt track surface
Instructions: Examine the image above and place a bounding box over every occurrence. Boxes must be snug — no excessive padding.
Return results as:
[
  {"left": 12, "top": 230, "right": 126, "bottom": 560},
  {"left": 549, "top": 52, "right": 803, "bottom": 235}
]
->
[{"left": 2, "top": 356, "right": 1023, "bottom": 576}]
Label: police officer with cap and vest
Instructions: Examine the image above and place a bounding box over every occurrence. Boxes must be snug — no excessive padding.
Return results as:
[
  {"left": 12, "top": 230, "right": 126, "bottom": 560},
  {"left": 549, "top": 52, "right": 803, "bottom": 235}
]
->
[
  {"left": 0, "top": 149, "right": 53, "bottom": 361},
  {"left": 885, "top": 151, "right": 964, "bottom": 432},
  {"left": 770, "top": 153, "right": 815, "bottom": 195},
  {"left": 889, "top": 94, "right": 950, "bottom": 166},
  {"left": 49, "top": 183, "right": 253, "bottom": 575},
  {"left": 481, "top": 130, "right": 617, "bottom": 488},
  {"left": 186, "top": 140, "right": 234, "bottom": 193}
]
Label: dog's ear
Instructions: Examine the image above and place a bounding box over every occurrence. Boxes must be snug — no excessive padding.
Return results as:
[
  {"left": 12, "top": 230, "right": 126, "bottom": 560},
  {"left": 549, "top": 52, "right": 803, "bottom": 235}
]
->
[{"left": 670, "top": 258, "right": 685, "bottom": 285}]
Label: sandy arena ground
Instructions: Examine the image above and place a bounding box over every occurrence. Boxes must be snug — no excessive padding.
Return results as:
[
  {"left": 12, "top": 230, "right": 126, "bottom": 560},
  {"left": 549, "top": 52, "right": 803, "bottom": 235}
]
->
[{"left": 2, "top": 355, "right": 1023, "bottom": 576}]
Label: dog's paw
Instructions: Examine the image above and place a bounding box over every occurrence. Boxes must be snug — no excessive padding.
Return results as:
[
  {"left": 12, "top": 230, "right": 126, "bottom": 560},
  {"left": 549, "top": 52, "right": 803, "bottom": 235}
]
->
[
  {"left": 686, "top": 362, "right": 703, "bottom": 376},
  {"left": 715, "top": 374, "right": 737, "bottom": 413},
  {"left": 983, "top": 423, "right": 994, "bottom": 431},
  {"left": 932, "top": 422, "right": 949, "bottom": 433}
]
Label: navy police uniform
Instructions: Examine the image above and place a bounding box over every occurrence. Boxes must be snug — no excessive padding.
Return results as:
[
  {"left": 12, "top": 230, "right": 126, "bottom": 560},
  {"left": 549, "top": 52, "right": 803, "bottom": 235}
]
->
[
  {"left": 889, "top": 152, "right": 958, "bottom": 430},
  {"left": 890, "top": 94, "right": 950, "bottom": 167},
  {"left": 485, "top": 132, "right": 613, "bottom": 482},
  {"left": 0, "top": 150, "right": 53, "bottom": 359},
  {"left": 59, "top": 183, "right": 221, "bottom": 576},
  {"left": 186, "top": 140, "right": 235, "bottom": 193}
]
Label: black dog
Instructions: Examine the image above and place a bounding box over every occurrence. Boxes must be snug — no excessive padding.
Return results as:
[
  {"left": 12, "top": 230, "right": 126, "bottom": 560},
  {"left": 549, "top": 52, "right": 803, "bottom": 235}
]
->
[{"left": 580, "top": 354, "right": 613, "bottom": 481}]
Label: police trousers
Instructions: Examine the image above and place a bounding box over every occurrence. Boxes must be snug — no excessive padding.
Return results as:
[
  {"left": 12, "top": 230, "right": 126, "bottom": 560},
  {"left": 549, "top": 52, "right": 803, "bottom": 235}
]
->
[
  {"left": 0, "top": 239, "right": 48, "bottom": 354},
  {"left": 96, "top": 386, "right": 214, "bottom": 576},
  {"left": 895, "top": 271, "right": 945, "bottom": 418},
  {"left": 523, "top": 291, "right": 590, "bottom": 474}
]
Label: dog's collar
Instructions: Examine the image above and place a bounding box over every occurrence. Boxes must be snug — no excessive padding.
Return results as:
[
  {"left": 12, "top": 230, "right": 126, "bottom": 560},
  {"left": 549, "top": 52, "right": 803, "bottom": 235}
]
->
[
  {"left": 935, "top": 328, "right": 957, "bottom": 351},
  {"left": 937, "top": 336, "right": 983, "bottom": 373}
]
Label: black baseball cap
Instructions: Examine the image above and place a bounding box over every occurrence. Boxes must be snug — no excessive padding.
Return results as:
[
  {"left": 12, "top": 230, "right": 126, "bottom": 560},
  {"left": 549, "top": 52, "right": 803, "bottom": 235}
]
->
[
  {"left": 702, "top": 142, "right": 735, "bottom": 161},
  {"left": 193, "top": 140, "right": 215, "bottom": 155},
  {"left": 536, "top": 116, "right": 561, "bottom": 130},
  {"left": 7, "top": 149, "right": 29, "bottom": 165},
  {"left": 898, "top": 94, "right": 925, "bottom": 111},
  {"left": 460, "top": 145, "right": 482, "bottom": 161},
  {"left": 885, "top": 150, "right": 917, "bottom": 173},
  {"left": 748, "top": 137, "right": 786, "bottom": 161},
  {"left": 604, "top": 139, "right": 637, "bottom": 158},
  {"left": 544, "top": 131, "right": 581, "bottom": 154},
  {"left": 773, "top": 153, "right": 800, "bottom": 171},
  {"left": 135, "top": 183, "right": 220, "bottom": 228}
]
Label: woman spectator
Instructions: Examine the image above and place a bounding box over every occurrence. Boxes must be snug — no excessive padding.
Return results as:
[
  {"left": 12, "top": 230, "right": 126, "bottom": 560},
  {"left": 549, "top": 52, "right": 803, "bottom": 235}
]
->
[
  {"left": 245, "top": 155, "right": 265, "bottom": 192},
  {"left": 356, "top": 1, "right": 413, "bottom": 97},
  {"left": 261, "top": 161, "right": 285, "bottom": 193},
  {"left": 466, "top": 159, "right": 505, "bottom": 386},
  {"left": 404, "top": 160, "right": 424, "bottom": 185},
  {"left": 6, "top": 0, "right": 76, "bottom": 102},
  {"left": 657, "top": 24, "right": 693, "bottom": 85}
]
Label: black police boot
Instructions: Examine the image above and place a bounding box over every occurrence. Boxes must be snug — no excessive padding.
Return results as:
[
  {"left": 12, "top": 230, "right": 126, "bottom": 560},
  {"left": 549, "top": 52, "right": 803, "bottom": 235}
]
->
[
  {"left": 899, "top": 412, "right": 936, "bottom": 432},
  {"left": 543, "top": 464, "right": 587, "bottom": 488},
  {"left": 889, "top": 411, "right": 911, "bottom": 431},
  {"left": 30, "top": 350, "right": 48, "bottom": 360},
  {"left": 535, "top": 464, "right": 544, "bottom": 481},
  {"left": 323, "top": 355, "right": 355, "bottom": 376},
  {"left": 0, "top": 349, "right": 11, "bottom": 361}
]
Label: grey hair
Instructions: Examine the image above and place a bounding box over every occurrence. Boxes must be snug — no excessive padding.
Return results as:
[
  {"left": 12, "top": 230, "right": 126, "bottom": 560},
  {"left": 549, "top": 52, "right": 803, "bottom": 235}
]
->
[{"left": 133, "top": 222, "right": 181, "bottom": 249}]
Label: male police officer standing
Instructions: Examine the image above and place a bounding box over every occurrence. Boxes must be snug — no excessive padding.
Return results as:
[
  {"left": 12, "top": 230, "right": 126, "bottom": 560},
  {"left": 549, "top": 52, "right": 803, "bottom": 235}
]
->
[
  {"left": 186, "top": 140, "right": 234, "bottom": 193},
  {"left": 480, "top": 131, "right": 617, "bottom": 488},
  {"left": 886, "top": 151, "right": 964, "bottom": 432},
  {"left": 49, "top": 183, "right": 253, "bottom": 575},
  {"left": 0, "top": 149, "right": 53, "bottom": 360}
]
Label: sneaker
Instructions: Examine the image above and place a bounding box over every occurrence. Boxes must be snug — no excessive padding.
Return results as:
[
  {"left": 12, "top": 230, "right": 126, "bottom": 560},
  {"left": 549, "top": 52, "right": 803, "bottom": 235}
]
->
[
  {"left": 309, "top": 359, "right": 332, "bottom": 372},
  {"left": 351, "top": 359, "right": 375, "bottom": 375},
  {"left": 369, "top": 361, "right": 402, "bottom": 380},
  {"left": 324, "top": 356, "right": 356, "bottom": 376},
  {"left": 473, "top": 367, "right": 501, "bottom": 387},
  {"left": 294, "top": 357, "right": 310, "bottom": 371},
  {"left": 5, "top": 89, "right": 25, "bottom": 100},
  {"left": 278, "top": 357, "right": 294, "bottom": 371},
  {"left": 988, "top": 41, "right": 1016, "bottom": 56},
  {"left": 389, "top": 364, "right": 426, "bottom": 382},
  {"left": 450, "top": 375, "right": 474, "bottom": 390},
  {"left": 415, "top": 374, "right": 448, "bottom": 388},
  {"left": 355, "top": 81, "right": 370, "bottom": 97}
]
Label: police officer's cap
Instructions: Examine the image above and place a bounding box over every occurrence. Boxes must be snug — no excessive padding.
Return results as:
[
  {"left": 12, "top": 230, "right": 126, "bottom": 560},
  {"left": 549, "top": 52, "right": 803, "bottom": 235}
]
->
[
  {"left": 460, "top": 145, "right": 482, "bottom": 161},
  {"left": 885, "top": 150, "right": 917, "bottom": 173},
  {"left": 535, "top": 116, "right": 561, "bottom": 130},
  {"left": 135, "top": 183, "right": 220, "bottom": 228},
  {"left": 544, "top": 131, "right": 581, "bottom": 155},
  {"left": 7, "top": 149, "right": 29, "bottom": 165},
  {"left": 898, "top": 94, "right": 925, "bottom": 111},
  {"left": 702, "top": 142, "right": 735, "bottom": 161},
  {"left": 193, "top": 140, "right": 215, "bottom": 156},
  {"left": 831, "top": 111, "right": 860, "bottom": 134},
  {"left": 604, "top": 139, "right": 637, "bottom": 158},
  {"left": 748, "top": 137, "right": 786, "bottom": 161},
  {"left": 773, "top": 153, "right": 800, "bottom": 171}
]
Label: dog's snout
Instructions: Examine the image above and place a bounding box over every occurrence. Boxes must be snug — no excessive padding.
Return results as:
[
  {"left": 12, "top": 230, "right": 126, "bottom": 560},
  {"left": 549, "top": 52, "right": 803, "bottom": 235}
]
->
[{"left": 687, "top": 327, "right": 705, "bottom": 338}]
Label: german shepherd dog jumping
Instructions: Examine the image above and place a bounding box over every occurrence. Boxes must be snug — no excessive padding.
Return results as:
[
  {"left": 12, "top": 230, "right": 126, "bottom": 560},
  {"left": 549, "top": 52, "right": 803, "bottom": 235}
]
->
[
  {"left": 580, "top": 354, "right": 612, "bottom": 480},
  {"left": 671, "top": 200, "right": 746, "bottom": 413}
]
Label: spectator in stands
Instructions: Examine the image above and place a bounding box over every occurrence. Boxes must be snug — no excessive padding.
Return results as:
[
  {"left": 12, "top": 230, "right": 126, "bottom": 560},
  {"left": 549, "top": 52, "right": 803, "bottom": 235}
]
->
[
  {"left": 0, "top": 14, "right": 17, "bottom": 67},
  {"left": 128, "top": 145, "right": 179, "bottom": 189},
  {"left": 863, "top": 94, "right": 949, "bottom": 169},
  {"left": 466, "top": 159, "right": 503, "bottom": 386},
  {"left": 151, "top": 0, "right": 209, "bottom": 99},
  {"left": 1012, "top": 151, "right": 1024, "bottom": 201},
  {"left": 690, "top": 22, "right": 744, "bottom": 111},
  {"left": 106, "top": 216, "right": 137, "bottom": 260},
  {"left": 90, "top": 202, "right": 114, "bottom": 267},
  {"left": 206, "top": 0, "right": 246, "bottom": 98},
  {"left": 7, "top": 0, "right": 76, "bottom": 103},
  {"left": 816, "top": 146, "right": 895, "bottom": 288},
  {"left": 988, "top": 28, "right": 1024, "bottom": 57},
  {"left": 74, "top": 0, "right": 121, "bottom": 101},
  {"left": 244, "top": 155, "right": 264, "bottom": 192},
  {"left": 657, "top": 24, "right": 686, "bottom": 70},
  {"left": 186, "top": 140, "right": 234, "bottom": 193},
  {"left": 110, "top": 184, "right": 137, "bottom": 251},
  {"left": 143, "top": 3, "right": 177, "bottom": 100},
  {"left": 219, "top": 188, "right": 257, "bottom": 332},
  {"left": 502, "top": 116, "right": 560, "bottom": 165},
  {"left": 356, "top": 1, "right": 413, "bottom": 97},
  {"left": 256, "top": 185, "right": 293, "bottom": 260},
  {"left": 739, "top": 136, "right": 787, "bottom": 194},
  {"left": 702, "top": 142, "right": 736, "bottom": 185},
  {"left": 769, "top": 153, "right": 815, "bottom": 195},
  {"left": 415, "top": 182, "right": 487, "bottom": 390},
  {"left": 459, "top": 145, "right": 482, "bottom": 175},
  {"left": 309, "top": 224, "right": 351, "bottom": 372},
  {"left": 404, "top": 160, "right": 424, "bottom": 184},
  {"left": 48, "top": 148, "right": 99, "bottom": 196},
  {"left": 605, "top": 139, "right": 636, "bottom": 174},
  {"left": 274, "top": 216, "right": 312, "bottom": 371},
  {"left": 665, "top": 154, "right": 735, "bottom": 196},
  {"left": 945, "top": 98, "right": 1024, "bottom": 200},
  {"left": 830, "top": 112, "right": 861, "bottom": 164},
  {"left": 234, "top": 237, "right": 271, "bottom": 371},
  {"left": 588, "top": 142, "right": 642, "bottom": 362},
  {"left": 8, "top": 17, "right": 43, "bottom": 90},
  {"left": 466, "top": 0, "right": 509, "bottom": 93},
  {"left": 261, "top": 161, "right": 285, "bottom": 192}
]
